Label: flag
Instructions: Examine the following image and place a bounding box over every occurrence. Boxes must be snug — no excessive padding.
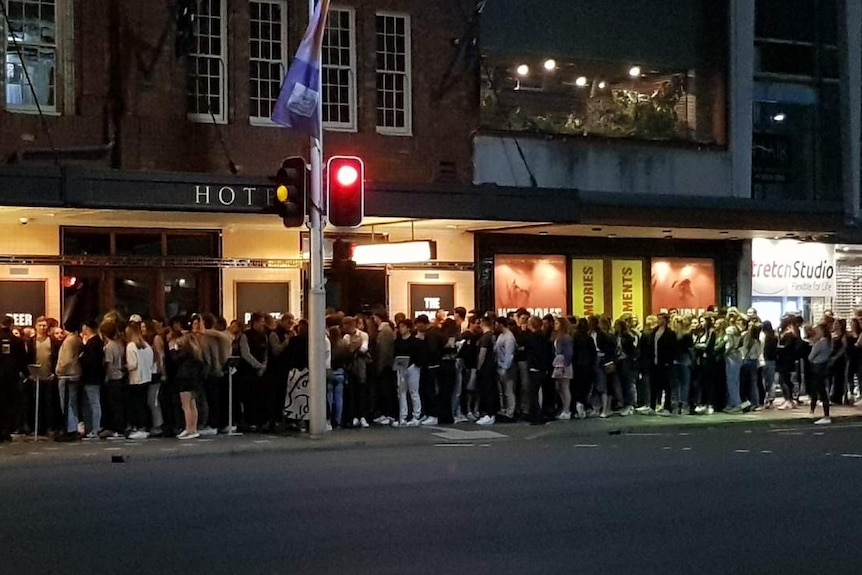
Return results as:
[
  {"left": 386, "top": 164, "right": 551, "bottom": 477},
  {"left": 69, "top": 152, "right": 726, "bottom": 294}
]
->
[{"left": 271, "top": 0, "right": 331, "bottom": 138}]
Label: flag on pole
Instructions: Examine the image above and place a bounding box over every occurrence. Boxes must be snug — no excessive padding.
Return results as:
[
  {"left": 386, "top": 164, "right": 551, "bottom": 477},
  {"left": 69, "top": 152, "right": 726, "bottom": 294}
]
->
[{"left": 271, "top": 0, "right": 331, "bottom": 138}]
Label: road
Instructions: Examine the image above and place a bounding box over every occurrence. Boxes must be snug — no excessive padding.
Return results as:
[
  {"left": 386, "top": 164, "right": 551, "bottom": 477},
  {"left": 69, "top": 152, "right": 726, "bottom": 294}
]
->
[{"left": 1, "top": 422, "right": 861, "bottom": 574}]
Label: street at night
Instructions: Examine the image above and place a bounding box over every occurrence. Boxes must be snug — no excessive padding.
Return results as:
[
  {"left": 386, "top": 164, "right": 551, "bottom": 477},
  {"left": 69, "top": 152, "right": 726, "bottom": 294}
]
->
[{"left": 2, "top": 418, "right": 861, "bottom": 575}]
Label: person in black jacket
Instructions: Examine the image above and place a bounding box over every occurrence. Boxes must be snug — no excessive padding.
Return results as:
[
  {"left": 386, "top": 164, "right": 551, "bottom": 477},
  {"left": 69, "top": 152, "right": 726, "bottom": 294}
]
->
[
  {"left": 79, "top": 319, "right": 105, "bottom": 438},
  {"left": 0, "top": 317, "right": 28, "bottom": 441},
  {"left": 651, "top": 313, "right": 677, "bottom": 415},
  {"left": 392, "top": 319, "right": 423, "bottom": 427},
  {"left": 524, "top": 316, "right": 554, "bottom": 423}
]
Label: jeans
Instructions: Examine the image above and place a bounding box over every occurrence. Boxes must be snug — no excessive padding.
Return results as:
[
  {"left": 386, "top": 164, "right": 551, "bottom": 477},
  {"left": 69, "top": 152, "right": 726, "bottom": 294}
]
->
[
  {"left": 617, "top": 358, "right": 637, "bottom": 407},
  {"left": 671, "top": 362, "right": 691, "bottom": 407},
  {"left": 725, "top": 356, "right": 742, "bottom": 408},
  {"left": 741, "top": 359, "right": 760, "bottom": 406},
  {"left": 397, "top": 365, "right": 421, "bottom": 422},
  {"left": 497, "top": 365, "right": 517, "bottom": 418},
  {"left": 83, "top": 384, "right": 102, "bottom": 433},
  {"left": 517, "top": 360, "right": 531, "bottom": 416},
  {"left": 102, "top": 379, "right": 127, "bottom": 433},
  {"left": 327, "top": 369, "right": 345, "bottom": 426},
  {"left": 64, "top": 380, "right": 81, "bottom": 433},
  {"left": 148, "top": 382, "right": 164, "bottom": 430}
]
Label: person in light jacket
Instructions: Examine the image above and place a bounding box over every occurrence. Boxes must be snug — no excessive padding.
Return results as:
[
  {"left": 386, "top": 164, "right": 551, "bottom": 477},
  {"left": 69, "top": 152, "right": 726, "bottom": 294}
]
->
[{"left": 125, "top": 322, "right": 155, "bottom": 439}]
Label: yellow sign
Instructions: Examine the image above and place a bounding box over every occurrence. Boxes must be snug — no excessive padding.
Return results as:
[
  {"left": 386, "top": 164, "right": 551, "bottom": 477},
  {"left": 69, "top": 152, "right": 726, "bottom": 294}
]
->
[
  {"left": 572, "top": 259, "right": 605, "bottom": 317},
  {"left": 612, "top": 259, "right": 643, "bottom": 321}
]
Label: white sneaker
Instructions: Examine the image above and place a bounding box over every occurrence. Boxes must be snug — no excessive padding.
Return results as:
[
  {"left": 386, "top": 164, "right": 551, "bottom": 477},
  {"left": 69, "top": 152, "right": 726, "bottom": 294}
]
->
[
  {"left": 619, "top": 406, "right": 634, "bottom": 417},
  {"left": 741, "top": 401, "right": 752, "bottom": 411},
  {"left": 575, "top": 403, "right": 586, "bottom": 419},
  {"left": 325, "top": 423, "right": 333, "bottom": 431},
  {"left": 128, "top": 430, "right": 149, "bottom": 440},
  {"left": 556, "top": 411, "right": 571, "bottom": 421},
  {"left": 706, "top": 406, "right": 715, "bottom": 415},
  {"left": 814, "top": 417, "right": 832, "bottom": 425},
  {"left": 198, "top": 427, "right": 218, "bottom": 437},
  {"left": 454, "top": 415, "right": 469, "bottom": 424},
  {"left": 373, "top": 415, "right": 389, "bottom": 425},
  {"left": 466, "top": 412, "right": 477, "bottom": 421},
  {"left": 390, "top": 420, "right": 404, "bottom": 428},
  {"left": 359, "top": 417, "right": 370, "bottom": 428},
  {"left": 634, "top": 406, "right": 651, "bottom": 415},
  {"left": 352, "top": 418, "right": 360, "bottom": 427},
  {"left": 476, "top": 415, "right": 495, "bottom": 426},
  {"left": 178, "top": 431, "right": 200, "bottom": 440},
  {"left": 657, "top": 409, "right": 672, "bottom": 417},
  {"left": 694, "top": 405, "right": 707, "bottom": 414},
  {"left": 599, "top": 412, "right": 610, "bottom": 419},
  {"left": 176, "top": 430, "right": 191, "bottom": 439},
  {"left": 404, "top": 418, "right": 421, "bottom": 427},
  {"left": 420, "top": 416, "right": 438, "bottom": 426}
]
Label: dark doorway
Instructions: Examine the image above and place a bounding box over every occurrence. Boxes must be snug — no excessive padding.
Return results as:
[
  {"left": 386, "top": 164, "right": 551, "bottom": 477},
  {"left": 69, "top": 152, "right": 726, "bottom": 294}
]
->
[{"left": 325, "top": 268, "right": 387, "bottom": 315}]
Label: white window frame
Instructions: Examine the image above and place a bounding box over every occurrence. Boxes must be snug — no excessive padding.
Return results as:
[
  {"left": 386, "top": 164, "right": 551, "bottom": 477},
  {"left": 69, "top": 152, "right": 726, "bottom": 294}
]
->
[
  {"left": 248, "top": 0, "right": 288, "bottom": 126},
  {"left": 374, "top": 11, "right": 412, "bottom": 136},
  {"left": 322, "top": 6, "right": 356, "bottom": 132},
  {"left": 187, "top": 0, "right": 228, "bottom": 124},
  {"left": 2, "top": 0, "right": 73, "bottom": 115}
]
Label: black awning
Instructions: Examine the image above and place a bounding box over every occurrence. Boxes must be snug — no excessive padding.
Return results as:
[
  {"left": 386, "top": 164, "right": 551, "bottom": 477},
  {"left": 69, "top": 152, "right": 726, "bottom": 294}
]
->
[{"left": 480, "top": 0, "right": 712, "bottom": 70}]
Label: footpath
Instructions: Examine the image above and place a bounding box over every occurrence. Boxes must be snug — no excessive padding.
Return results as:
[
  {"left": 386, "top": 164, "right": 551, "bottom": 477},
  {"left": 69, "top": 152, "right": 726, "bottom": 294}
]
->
[{"left": 1, "top": 405, "right": 860, "bottom": 467}]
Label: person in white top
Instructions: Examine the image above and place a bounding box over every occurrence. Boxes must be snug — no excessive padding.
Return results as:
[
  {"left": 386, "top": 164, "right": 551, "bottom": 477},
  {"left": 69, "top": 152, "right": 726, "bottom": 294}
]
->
[{"left": 125, "top": 322, "right": 155, "bottom": 439}]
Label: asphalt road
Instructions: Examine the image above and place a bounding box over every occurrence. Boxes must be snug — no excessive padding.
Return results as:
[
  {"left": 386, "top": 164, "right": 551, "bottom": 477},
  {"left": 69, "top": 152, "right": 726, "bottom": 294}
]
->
[{"left": 2, "top": 423, "right": 861, "bottom": 575}]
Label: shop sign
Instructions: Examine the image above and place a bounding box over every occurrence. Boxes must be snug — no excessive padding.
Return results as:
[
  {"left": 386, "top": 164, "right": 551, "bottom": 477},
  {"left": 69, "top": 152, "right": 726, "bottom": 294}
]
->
[
  {"left": 611, "top": 260, "right": 643, "bottom": 321},
  {"left": 495, "top": 255, "right": 567, "bottom": 317},
  {"left": 0, "top": 280, "right": 46, "bottom": 327},
  {"left": 752, "top": 239, "right": 835, "bottom": 298},
  {"left": 235, "top": 282, "right": 290, "bottom": 325},
  {"left": 409, "top": 284, "right": 456, "bottom": 319},
  {"left": 651, "top": 258, "right": 716, "bottom": 316},
  {"left": 572, "top": 259, "right": 605, "bottom": 317}
]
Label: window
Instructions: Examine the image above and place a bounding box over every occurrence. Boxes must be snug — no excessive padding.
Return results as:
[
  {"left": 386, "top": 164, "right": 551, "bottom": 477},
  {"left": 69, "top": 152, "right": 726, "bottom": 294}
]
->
[
  {"left": 249, "top": 0, "right": 287, "bottom": 124},
  {"left": 187, "top": 0, "right": 227, "bottom": 123},
  {"left": 3, "top": 0, "right": 58, "bottom": 112},
  {"left": 375, "top": 12, "right": 411, "bottom": 135},
  {"left": 322, "top": 7, "right": 356, "bottom": 131}
]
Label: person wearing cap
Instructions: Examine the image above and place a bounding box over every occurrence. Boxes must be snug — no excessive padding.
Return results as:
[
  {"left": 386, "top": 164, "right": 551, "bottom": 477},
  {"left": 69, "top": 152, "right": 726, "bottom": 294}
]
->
[{"left": 128, "top": 314, "right": 143, "bottom": 324}]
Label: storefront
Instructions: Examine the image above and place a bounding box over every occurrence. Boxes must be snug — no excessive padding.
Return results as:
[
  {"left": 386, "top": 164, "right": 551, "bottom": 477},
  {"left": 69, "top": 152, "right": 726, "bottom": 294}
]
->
[{"left": 477, "top": 233, "right": 741, "bottom": 322}]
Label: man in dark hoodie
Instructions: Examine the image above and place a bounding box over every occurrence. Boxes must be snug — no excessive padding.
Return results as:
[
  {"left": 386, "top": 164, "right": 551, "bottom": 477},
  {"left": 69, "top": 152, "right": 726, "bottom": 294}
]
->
[
  {"left": 79, "top": 319, "right": 105, "bottom": 438},
  {"left": 524, "top": 316, "right": 554, "bottom": 423}
]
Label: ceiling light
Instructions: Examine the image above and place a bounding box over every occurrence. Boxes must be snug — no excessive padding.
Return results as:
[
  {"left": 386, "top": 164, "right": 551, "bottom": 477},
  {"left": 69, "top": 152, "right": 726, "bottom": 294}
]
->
[
  {"left": 607, "top": 234, "right": 617, "bottom": 238},
  {"left": 352, "top": 241, "right": 437, "bottom": 265},
  {"left": 516, "top": 64, "right": 529, "bottom": 77},
  {"left": 598, "top": 81, "right": 607, "bottom": 89},
  {"left": 575, "top": 76, "right": 588, "bottom": 87},
  {"left": 539, "top": 231, "right": 549, "bottom": 236},
  {"left": 772, "top": 113, "right": 786, "bottom": 122},
  {"left": 543, "top": 59, "right": 556, "bottom": 71},
  {"left": 629, "top": 66, "right": 641, "bottom": 78}
]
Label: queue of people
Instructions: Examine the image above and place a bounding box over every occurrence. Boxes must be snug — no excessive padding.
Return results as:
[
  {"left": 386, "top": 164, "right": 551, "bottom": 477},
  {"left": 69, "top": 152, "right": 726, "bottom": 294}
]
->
[{"left": 0, "top": 304, "right": 859, "bottom": 443}]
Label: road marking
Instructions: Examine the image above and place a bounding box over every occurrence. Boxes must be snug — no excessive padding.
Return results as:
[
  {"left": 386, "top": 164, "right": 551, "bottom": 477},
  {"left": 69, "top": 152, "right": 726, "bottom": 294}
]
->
[
  {"left": 662, "top": 446, "right": 672, "bottom": 450},
  {"left": 434, "top": 443, "right": 474, "bottom": 447},
  {"left": 433, "top": 430, "right": 508, "bottom": 441},
  {"left": 253, "top": 440, "right": 272, "bottom": 444},
  {"left": 181, "top": 444, "right": 196, "bottom": 448},
  {"left": 682, "top": 447, "right": 692, "bottom": 451},
  {"left": 840, "top": 453, "right": 862, "bottom": 458},
  {"left": 678, "top": 433, "right": 691, "bottom": 436},
  {"left": 813, "top": 432, "right": 825, "bottom": 436},
  {"left": 44, "top": 447, "right": 60, "bottom": 451},
  {"left": 761, "top": 450, "right": 773, "bottom": 454},
  {"left": 103, "top": 447, "right": 121, "bottom": 451},
  {"left": 625, "top": 432, "right": 663, "bottom": 437},
  {"left": 734, "top": 449, "right": 751, "bottom": 453},
  {"left": 479, "top": 444, "right": 491, "bottom": 448},
  {"left": 574, "top": 444, "right": 599, "bottom": 448}
]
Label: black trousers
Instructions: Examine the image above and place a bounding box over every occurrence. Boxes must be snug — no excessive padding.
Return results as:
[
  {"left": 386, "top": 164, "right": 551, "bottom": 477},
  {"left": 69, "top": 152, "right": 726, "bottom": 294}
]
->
[
  {"left": 650, "top": 364, "right": 671, "bottom": 411},
  {"left": 127, "top": 384, "right": 149, "bottom": 429},
  {"left": 372, "top": 368, "right": 397, "bottom": 418},
  {"left": 436, "top": 361, "right": 456, "bottom": 422},
  {"left": 0, "top": 380, "right": 18, "bottom": 436},
  {"left": 810, "top": 362, "right": 830, "bottom": 417},
  {"left": 160, "top": 378, "right": 184, "bottom": 433},
  {"left": 529, "top": 370, "right": 550, "bottom": 420},
  {"left": 477, "top": 369, "right": 498, "bottom": 416},
  {"left": 102, "top": 380, "right": 127, "bottom": 433},
  {"left": 573, "top": 366, "right": 593, "bottom": 411}
]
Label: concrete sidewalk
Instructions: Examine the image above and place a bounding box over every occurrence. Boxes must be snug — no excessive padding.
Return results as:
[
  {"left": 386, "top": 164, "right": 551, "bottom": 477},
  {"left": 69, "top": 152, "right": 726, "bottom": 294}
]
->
[{"left": 1, "top": 404, "right": 860, "bottom": 467}]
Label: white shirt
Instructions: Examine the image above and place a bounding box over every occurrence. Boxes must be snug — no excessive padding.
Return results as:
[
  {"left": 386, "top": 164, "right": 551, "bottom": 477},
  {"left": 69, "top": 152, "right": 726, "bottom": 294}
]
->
[
  {"left": 343, "top": 329, "right": 369, "bottom": 354},
  {"left": 126, "top": 342, "right": 155, "bottom": 385}
]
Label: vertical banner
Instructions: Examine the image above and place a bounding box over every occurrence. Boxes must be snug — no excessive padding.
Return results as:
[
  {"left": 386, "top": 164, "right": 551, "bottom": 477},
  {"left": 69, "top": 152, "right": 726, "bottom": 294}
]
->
[
  {"left": 572, "top": 259, "right": 605, "bottom": 317},
  {"left": 611, "top": 259, "right": 644, "bottom": 321}
]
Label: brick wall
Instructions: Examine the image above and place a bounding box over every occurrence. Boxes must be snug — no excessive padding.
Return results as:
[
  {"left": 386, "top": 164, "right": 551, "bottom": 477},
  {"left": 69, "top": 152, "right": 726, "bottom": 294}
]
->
[{"left": 0, "top": 0, "right": 477, "bottom": 187}]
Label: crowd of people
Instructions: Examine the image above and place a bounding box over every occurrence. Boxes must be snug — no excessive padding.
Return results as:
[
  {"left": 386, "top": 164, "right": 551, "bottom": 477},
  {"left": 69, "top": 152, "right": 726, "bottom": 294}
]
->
[{"left": 0, "top": 304, "right": 860, "bottom": 443}]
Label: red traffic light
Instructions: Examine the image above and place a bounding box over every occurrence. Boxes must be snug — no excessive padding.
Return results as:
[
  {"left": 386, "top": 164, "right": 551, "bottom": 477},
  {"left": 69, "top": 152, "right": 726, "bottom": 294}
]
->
[{"left": 327, "top": 156, "right": 364, "bottom": 228}]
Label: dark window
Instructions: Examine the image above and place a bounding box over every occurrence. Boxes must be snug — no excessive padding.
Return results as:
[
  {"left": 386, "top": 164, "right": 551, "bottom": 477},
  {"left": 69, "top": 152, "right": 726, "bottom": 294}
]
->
[
  {"left": 166, "top": 234, "right": 218, "bottom": 257},
  {"left": 115, "top": 233, "right": 162, "bottom": 256},
  {"left": 63, "top": 231, "right": 111, "bottom": 255}
]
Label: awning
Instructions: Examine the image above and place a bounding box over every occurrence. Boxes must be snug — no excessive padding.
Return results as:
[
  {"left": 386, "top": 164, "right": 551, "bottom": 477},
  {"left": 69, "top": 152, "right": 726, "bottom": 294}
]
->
[{"left": 480, "top": 0, "right": 711, "bottom": 70}]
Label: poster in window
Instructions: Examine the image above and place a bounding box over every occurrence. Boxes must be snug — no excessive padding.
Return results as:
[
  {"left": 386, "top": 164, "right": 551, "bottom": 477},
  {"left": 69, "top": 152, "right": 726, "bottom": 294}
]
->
[
  {"left": 409, "top": 284, "right": 456, "bottom": 319},
  {"left": 494, "top": 255, "right": 568, "bottom": 317},
  {"left": 611, "top": 260, "right": 644, "bottom": 322},
  {"left": 235, "top": 282, "right": 290, "bottom": 325},
  {"left": 650, "top": 258, "right": 716, "bottom": 315},
  {"left": 0, "top": 280, "right": 46, "bottom": 327},
  {"left": 572, "top": 259, "right": 605, "bottom": 317}
]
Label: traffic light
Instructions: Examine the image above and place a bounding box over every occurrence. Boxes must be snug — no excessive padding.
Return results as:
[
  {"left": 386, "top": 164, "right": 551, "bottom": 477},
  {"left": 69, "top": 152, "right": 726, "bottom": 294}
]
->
[
  {"left": 327, "top": 156, "right": 364, "bottom": 228},
  {"left": 273, "top": 157, "right": 307, "bottom": 228}
]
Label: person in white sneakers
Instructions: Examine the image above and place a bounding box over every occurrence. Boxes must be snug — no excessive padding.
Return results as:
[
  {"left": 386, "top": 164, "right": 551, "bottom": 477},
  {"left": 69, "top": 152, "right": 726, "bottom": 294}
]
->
[
  {"left": 125, "top": 322, "right": 155, "bottom": 440},
  {"left": 475, "top": 317, "right": 497, "bottom": 426},
  {"left": 174, "top": 334, "right": 206, "bottom": 439},
  {"left": 808, "top": 323, "right": 832, "bottom": 425},
  {"left": 391, "top": 319, "right": 422, "bottom": 428}
]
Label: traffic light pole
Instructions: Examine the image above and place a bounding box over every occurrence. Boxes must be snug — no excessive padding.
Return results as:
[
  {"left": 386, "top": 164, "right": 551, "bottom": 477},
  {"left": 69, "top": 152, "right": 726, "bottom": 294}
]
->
[{"left": 307, "top": 0, "right": 327, "bottom": 438}]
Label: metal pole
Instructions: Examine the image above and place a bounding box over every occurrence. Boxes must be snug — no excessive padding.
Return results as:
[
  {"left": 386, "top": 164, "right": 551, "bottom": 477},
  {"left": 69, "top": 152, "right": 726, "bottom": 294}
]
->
[
  {"left": 34, "top": 375, "right": 40, "bottom": 441},
  {"left": 227, "top": 358, "right": 242, "bottom": 436},
  {"left": 307, "top": 0, "right": 328, "bottom": 437}
]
